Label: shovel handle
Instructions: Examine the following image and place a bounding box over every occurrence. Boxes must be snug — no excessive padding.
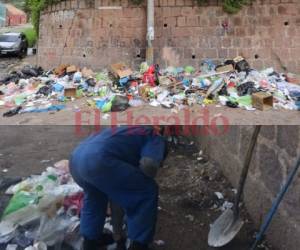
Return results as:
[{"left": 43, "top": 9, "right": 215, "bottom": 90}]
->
[
  {"left": 234, "top": 125, "right": 261, "bottom": 217},
  {"left": 250, "top": 155, "right": 300, "bottom": 250}
]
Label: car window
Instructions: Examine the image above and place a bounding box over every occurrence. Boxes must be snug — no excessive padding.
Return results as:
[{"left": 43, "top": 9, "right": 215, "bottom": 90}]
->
[{"left": 0, "top": 35, "right": 19, "bottom": 42}]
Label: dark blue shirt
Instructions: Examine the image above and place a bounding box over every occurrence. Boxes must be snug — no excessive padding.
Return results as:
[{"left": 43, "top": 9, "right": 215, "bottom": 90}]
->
[{"left": 77, "top": 126, "right": 166, "bottom": 167}]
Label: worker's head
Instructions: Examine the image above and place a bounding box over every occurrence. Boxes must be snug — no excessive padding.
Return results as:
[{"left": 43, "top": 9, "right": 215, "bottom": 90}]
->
[{"left": 153, "top": 125, "right": 181, "bottom": 137}]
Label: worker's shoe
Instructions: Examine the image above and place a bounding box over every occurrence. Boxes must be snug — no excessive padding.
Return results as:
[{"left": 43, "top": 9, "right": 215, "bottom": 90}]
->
[
  {"left": 128, "top": 241, "right": 149, "bottom": 250},
  {"left": 83, "top": 233, "right": 115, "bottom": 250},
  {"left": 83, "top": 238, "right": 98, "bottom": 250},
  {"left": 116, "top": 238, "right": 127, "bottom": 250},
  {"left": 99, "top": 233, "right": 115, "bottom": 246}
]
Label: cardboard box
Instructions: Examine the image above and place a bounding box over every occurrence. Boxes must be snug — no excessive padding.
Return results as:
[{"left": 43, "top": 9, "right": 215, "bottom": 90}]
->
[
  {"left": 286, "top": 73, "right": 300, "bottom": 85},
  {"left": 54, "top": 64, "right": 69, "bottom": 76},
  {"left": 252, "top": 92, "right": 273, "bottom": 111},
  {"left": 110, "top": 63, "right": 133, "bottom": 79},
  {"left": 81, "top": 67, "right": 94, "bottom": 78},
  {"left": 233, "top": 56, "right": 244, "bottom": 63},
  {"left": 216, "top": 64, "right": 234, "bottom": 73},
  {"left": 66, "top": 65, "right": 77, "bottom": 73},
  {"left": 64, "top": 87, "right": 77, "bottom": 98}
]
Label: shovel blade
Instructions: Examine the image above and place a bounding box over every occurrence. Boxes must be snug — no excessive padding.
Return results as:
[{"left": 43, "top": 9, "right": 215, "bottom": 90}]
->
[{"left": 208, "top": 209, "right": 244, "bottom": 247}]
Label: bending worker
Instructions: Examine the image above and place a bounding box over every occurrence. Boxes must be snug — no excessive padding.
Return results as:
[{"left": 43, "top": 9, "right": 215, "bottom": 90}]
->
[{"left": 70, "top": 126, "right": 167, "bottom": 250}]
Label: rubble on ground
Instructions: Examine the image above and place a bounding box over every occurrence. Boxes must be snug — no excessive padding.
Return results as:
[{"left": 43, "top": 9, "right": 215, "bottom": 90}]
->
[{"left": 0, "top": 57, "right": 299, "bottom": 117}]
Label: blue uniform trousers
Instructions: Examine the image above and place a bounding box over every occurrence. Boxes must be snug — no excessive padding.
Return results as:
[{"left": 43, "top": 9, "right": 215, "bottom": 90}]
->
[{"left": 70, "top": 144, "right": 158, "bottom": 244}]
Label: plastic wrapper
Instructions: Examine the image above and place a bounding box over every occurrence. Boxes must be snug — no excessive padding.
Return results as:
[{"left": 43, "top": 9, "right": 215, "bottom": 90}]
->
[
  {"left": 2, "top": 191, "right": 39, "bottom": 218},
  {"left": 35, "top": 214, "right": 74, "bottom": 247}
]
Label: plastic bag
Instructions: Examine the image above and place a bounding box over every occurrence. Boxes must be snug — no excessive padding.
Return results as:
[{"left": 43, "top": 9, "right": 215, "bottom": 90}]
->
[
  {"left": 36, "top": 214, "right": 74, "bottom": 247},
  {"left": 140, "top": 62, "right": 149, "bottom": 74},
  {"left": 63, "top": 192, "right": 84, "bottom": 217},
  {"left": 73, "top": 72, "right": 82, "bottom": 83},
  {"left": 6, "top": 171, "right": 58, "bottom": 195},
  {"left": 184, "top": 66, "right": 195, "bottom": 74},
  {"left": 64, "top": 220, "right": 82, "bottom": 250},
  {"left": 111, "top": 95, "right": 129, "bottom": 112},
  {"left": 3, "top": 106, "right": 22, "bottom": 117},
  {"left": 24, "top": 242, "right": 47, "bottom": 250},
  {"left": 54, "top": 160, "right": 69, "bottom": 174},
  {"left": 237, "top": 95, "right": 252, "bottom": 108},
  {"left": 2, "top": 191, "right": 39, "bottom": 218},
  {"left": 128, "top": 98, "right": 145, "bottom": 107}
]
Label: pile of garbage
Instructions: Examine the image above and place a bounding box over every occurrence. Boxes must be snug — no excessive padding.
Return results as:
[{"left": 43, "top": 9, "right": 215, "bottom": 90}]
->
[
  {"left": 0, "top": 160, "right": 83, "bottom": 250},
  {"left": 0, "top": 160, "right": 127, "bottom": 250},
  {"left": 1, "top": 57, "right": 300, "bottom": 117}
]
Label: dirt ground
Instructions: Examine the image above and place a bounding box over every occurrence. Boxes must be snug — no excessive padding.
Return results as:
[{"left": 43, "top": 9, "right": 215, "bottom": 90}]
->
[
  {"left": 0, "top": 127, "right": 274, "bottom": 250},
  {"left": 0, "top": 55, "right": 37, "bottom": 80},
  {"left": 1, "top": 99, "right": 300, "bottom": 125}
]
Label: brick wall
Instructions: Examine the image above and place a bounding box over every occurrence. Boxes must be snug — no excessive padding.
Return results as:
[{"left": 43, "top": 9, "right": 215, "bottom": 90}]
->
[
  {"left": 196, "top": 126, "right": 300, "bottom": 250},
  {"left": 38, "top": 0, "right": 300, "bottom": 73}
]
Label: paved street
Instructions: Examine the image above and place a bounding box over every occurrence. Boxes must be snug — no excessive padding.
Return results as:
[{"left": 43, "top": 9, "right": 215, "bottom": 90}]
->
[{"left": 0, "top": 23, "right": 33, "bottom": 34}]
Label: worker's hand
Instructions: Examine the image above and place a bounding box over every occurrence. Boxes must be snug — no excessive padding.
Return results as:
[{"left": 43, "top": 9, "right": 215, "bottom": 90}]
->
[{"left": 139, "top": 157, "right": 160, "bottom": 178}]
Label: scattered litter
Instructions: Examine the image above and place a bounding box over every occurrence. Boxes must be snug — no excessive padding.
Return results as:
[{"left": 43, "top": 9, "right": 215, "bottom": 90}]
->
[
  {"left": 154, "top": 239, "right": 166, "bottom": 246},
  {"left": 221, "top": 201, "right": 234, "bottom": 211},
  {"left": 214, "top": 192, "right": 224, "bottom": 200},
  {"left": 24, "top": 242, "right": 47, "bottom": 250},
  {"left": 40, "top": 160, "right": 51, "bottom": 164},
  {"left": 102, "top": 113, "right": 110, "bottom": 120},
  {"left": 1, "top": 57, "right": 299, "bottom": 118},
  {"left": 171, "top": 108, "right": 178, "bottom": 114},
  {"left": 6, "top": 244, "right": 18, "bottom": 250},
  {"left": 149, "top": 99, "right": 160, "bottom": 107},
  {"left": 2, "top": 168, "right": 8, "bottom": 173},
  {"left": 185, "top": 214, "right": 195, "bottom": 222},
  {"left": 0, "top": 160, "right": 82, "bottom": 249}
]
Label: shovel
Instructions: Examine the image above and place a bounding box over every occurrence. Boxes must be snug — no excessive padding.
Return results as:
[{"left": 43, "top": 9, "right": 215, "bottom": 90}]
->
[{"left": 208, "top": 125, "right": 261, "bottom": 247}]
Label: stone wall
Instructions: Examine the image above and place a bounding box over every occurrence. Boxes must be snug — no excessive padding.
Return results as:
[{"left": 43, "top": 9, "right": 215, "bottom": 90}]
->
[
  {"left": 37, "top": 0, "right": 300, "bottom": 73},
  {"left": 196, "top": 125, "right": 300, "bottom": 250}
]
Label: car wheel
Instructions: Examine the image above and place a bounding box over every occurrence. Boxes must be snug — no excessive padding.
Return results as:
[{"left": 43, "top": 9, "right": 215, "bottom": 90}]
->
[
  {"left": 18, "top": 49, "right": 26, "bottom": 59},
  {"left": 23, "top": 47, "right": 28, "bottom": 57}
]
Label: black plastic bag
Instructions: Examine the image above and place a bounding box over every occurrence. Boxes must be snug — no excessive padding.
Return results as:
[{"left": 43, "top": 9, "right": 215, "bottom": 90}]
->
[
  {"left": 86, "top": 78, "right": 96, "bottom": 87},
  {"left": 111, "top": 95, "right": 129, "bottom": 112},
  {"left": 3, "top": 106, "right": 22, "bottom": 117},
  {"left": 235, "top": 59, "right": 250, "bottom": 72},
  {"left": 223, "top": 59, "right": 250, "bottom": 72},
  {"left": 237, "top": 82, "right": 257, "bottom": 96},
  {"left": 37, "top": 85, "right": 52, "bottom": 96},
  {"left": 218, "top": 85, "right": 228, "bottom": 96},
  {"left": 21, "top": 67, "right": 39, "bottom": 77},
  {"left": 226, "top": 101, "right": 238, "bottom": 108}
]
